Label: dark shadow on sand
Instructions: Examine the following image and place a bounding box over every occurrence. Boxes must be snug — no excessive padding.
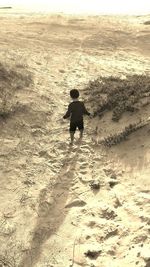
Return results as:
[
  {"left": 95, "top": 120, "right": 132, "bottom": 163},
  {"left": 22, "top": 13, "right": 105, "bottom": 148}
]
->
[{"left": 19, "top": 142, "right": 81, "bottom": 267}]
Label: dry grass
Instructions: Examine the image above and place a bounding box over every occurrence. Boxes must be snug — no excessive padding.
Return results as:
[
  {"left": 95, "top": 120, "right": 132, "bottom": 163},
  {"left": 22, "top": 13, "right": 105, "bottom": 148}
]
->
[{"left": 0, "top": 62, "right": 33, "bottom": 119}]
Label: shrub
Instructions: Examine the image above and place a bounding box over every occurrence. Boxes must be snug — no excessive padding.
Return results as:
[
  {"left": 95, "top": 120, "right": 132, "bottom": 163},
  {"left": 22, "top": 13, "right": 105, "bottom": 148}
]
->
[
  {"left": 0, "top": 62, "right": 33, "bottom": 118},
  {"left": 84, "top": 75, "right": 150, "bottom": 121},
  {"left": 143, "top": 21, "right": 150, "bottom": 25}
]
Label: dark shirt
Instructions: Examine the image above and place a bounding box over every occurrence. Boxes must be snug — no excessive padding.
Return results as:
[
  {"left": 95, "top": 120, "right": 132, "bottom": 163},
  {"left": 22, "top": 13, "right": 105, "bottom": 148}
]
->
[{"left": 63, "top": 101, "right": 90, "bottom": 122}]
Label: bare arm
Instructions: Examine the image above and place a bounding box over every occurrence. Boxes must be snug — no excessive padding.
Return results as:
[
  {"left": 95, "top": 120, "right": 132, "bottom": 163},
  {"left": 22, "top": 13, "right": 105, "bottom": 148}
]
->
[
  {"left": 63, "top": 104, "right": 71, "bottom": 119},
  {"left": 83, "top": 102, "right": 90, "bottom": 116}
]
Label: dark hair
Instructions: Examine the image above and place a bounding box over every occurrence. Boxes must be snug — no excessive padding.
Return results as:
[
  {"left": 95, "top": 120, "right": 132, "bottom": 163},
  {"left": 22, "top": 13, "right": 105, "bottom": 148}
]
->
[{"left": 70, "top": 89, "right": 79, "bottom": 99}]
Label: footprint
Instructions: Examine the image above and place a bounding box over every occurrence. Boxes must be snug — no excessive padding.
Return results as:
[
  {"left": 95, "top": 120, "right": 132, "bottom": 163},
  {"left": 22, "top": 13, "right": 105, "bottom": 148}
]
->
[
  {"left": 65, "top": 199, "right": 87, "bottom": 208},
  {"left": 105, "top": 229, "right": 118, "bottom": 239},
  {"left": 79, "top": 163, "right": 88, "bottom": 169},
  {"left": 80, "top": 170, "right": 87, "bottom": 175}
]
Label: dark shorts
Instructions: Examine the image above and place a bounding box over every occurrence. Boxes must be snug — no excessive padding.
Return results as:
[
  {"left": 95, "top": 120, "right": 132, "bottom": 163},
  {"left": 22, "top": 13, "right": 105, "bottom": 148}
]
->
[{"left": 70, "top": 120, "right": 84, "bottom": 132}]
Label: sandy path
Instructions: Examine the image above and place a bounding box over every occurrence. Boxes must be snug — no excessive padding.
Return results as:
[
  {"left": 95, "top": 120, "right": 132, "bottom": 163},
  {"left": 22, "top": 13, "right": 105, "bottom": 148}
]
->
[
  {"left": 17, "top": 61, "right": 97, "bottom": 266},
  {"left": 0, "top": 13, "right": 150, "bottom": 267}
]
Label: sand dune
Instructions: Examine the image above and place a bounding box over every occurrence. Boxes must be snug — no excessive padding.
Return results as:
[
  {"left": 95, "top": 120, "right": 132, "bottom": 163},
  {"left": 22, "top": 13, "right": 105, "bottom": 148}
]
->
[{"left": 0, "top": 12, "right": 150, "bottom": 267}]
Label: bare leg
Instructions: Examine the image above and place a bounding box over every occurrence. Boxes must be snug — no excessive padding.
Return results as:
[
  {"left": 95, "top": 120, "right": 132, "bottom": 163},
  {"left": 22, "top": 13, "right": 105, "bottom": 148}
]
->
[
  {"left": 79, "top": 129, "right": 83, "bottom": 139},
  {"left": 70, "top": 131, "right": 75, "bottom": 145}
]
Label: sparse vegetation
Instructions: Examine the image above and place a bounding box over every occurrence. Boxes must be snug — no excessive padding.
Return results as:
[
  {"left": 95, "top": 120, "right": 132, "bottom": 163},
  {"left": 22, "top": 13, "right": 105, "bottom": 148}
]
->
[
  {"left": 143, "top": 21, "right": 150, "bottom": 25},
  {"left": 0, "top": 7, "right": 12, "bottom": 9},
  {"left": 100, "top": 117, "right": 150, "bottom": 147},
  {"left": 84, "top": 75, "right": 150, "bottom": 121},
  {"left": 0, "top": 62, "right": 33, "bottom": 119}
]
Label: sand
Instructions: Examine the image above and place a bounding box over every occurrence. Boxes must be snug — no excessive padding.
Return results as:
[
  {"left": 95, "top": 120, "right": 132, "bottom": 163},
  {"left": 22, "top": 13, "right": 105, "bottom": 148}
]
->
[{"left": 0, "top": 11, "right": 150, "bottom": 267}]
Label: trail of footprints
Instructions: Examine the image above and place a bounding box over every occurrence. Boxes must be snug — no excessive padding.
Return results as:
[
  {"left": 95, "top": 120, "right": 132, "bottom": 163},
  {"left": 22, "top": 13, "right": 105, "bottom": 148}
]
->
[
  {"left": 27, "top": 136, "right": 149, "bottom": 267},
  {"left": 53, "top": 139, "right": 149, "bottom": 267}
]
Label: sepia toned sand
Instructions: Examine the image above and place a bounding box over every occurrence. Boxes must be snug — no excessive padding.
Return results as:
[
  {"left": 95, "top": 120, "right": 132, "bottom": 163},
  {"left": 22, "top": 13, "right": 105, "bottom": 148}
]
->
[{"left": 0, "top": 10, "right": 150, "bottom": 267}]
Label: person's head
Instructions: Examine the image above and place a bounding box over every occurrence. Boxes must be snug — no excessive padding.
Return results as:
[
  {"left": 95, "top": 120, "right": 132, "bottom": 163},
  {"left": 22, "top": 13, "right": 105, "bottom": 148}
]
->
[{"left": 70, "top": 89, "right": 79, "bottom": 99}]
